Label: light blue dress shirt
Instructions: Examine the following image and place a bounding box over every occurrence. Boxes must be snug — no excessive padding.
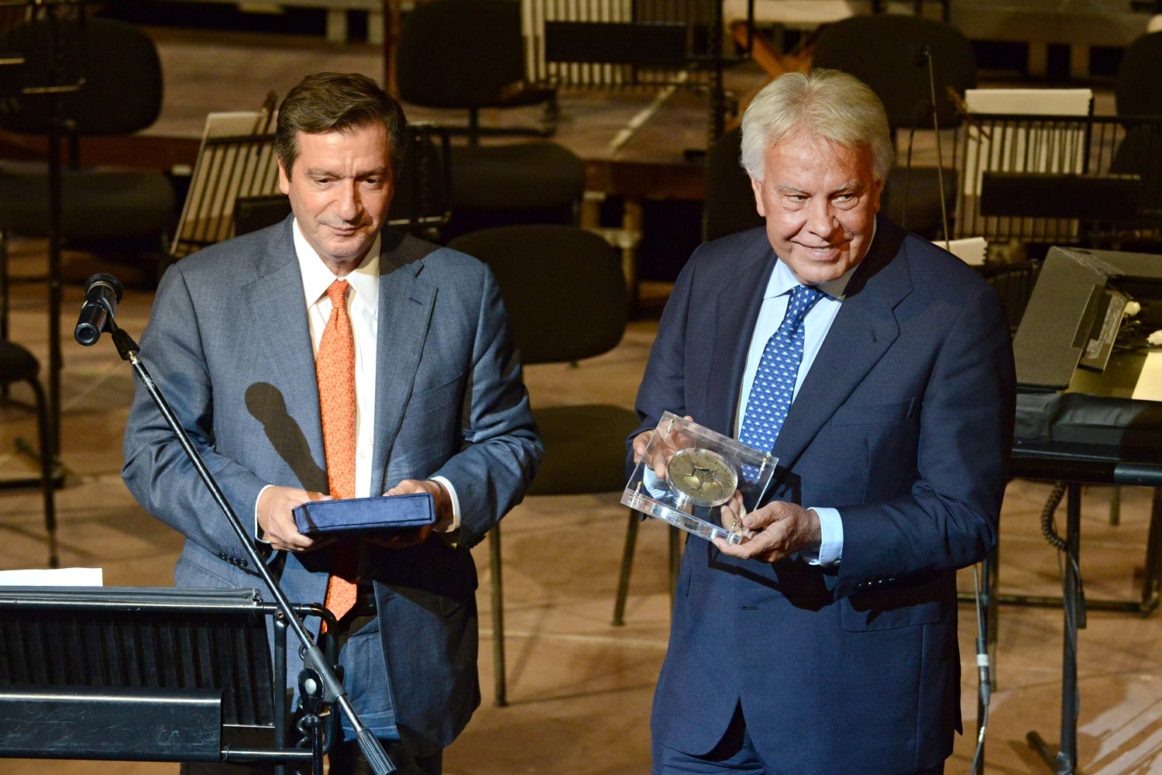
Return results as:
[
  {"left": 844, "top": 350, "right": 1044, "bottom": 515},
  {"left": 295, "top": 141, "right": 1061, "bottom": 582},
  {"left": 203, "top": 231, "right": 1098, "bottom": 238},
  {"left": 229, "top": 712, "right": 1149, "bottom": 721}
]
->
[{"left": 736, "top": 258, "right": 857, "bottom": 566}]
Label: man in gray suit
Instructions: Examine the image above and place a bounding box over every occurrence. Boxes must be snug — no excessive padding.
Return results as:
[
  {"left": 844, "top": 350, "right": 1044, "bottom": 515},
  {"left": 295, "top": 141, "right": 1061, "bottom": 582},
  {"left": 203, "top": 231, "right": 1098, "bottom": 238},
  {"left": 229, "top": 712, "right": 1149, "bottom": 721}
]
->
[{"left": 122, "top": 72, "right": 542, "bottom": 775}]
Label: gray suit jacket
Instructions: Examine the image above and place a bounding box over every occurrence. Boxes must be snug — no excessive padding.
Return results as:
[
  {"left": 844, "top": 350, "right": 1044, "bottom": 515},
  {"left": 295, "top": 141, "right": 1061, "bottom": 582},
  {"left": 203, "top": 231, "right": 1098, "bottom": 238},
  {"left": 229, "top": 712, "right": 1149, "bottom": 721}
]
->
[{"left": 122, "top": 217, "right": 542, "bottom": 751}]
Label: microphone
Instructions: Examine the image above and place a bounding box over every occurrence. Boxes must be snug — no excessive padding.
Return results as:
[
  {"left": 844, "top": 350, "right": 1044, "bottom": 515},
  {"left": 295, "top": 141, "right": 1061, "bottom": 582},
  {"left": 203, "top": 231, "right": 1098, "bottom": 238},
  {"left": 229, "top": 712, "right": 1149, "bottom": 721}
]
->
[
  {"left": 901, "top": 42, "right": 951, "bottom": 247},
  {"left": 74, "top": 273, "right": 123, "bottom": 346},
  {"left": 912, "top": 44, "right": 930, "bottom": 69}
]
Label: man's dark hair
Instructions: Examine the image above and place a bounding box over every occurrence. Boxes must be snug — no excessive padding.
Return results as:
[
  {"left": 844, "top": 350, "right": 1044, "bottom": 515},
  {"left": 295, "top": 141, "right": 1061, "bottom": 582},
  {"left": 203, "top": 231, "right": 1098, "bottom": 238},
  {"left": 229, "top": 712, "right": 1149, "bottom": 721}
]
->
[{"left": 274, "top": 72, "right": 407, "bottom": 178}]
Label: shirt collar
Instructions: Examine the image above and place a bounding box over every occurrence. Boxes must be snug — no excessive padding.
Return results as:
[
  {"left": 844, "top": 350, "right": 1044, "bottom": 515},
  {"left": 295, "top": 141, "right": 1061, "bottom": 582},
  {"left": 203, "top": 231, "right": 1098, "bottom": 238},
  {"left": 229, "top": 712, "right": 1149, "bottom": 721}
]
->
[{"left": 292, "top": 218, "right": 381, "bottom": 308}]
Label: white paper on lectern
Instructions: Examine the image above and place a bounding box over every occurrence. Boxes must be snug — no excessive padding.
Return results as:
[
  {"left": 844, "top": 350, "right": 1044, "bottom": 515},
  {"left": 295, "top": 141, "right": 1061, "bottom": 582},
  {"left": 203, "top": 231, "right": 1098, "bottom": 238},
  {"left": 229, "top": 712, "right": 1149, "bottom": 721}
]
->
[{"left": 0, "top": 567, "right": 103, "bottom": 586}]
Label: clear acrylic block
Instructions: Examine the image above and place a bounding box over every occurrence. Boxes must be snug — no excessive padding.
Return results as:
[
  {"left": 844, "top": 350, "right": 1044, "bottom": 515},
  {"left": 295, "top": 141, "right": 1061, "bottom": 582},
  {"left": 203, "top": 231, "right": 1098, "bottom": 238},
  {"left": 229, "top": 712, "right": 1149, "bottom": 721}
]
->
[{"left": 621, "top": 412, "right": 777, "bottom": 545}]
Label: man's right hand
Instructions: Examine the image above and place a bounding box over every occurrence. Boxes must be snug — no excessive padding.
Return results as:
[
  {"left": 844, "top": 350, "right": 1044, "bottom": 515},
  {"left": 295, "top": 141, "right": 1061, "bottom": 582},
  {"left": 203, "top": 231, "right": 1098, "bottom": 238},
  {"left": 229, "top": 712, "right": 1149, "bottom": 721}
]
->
[
  {"left": 633, "top": 415, "right": 697, "bottom": 479},
  {"left": 257, "top": 485, "right": 328, "bottom": 553}
]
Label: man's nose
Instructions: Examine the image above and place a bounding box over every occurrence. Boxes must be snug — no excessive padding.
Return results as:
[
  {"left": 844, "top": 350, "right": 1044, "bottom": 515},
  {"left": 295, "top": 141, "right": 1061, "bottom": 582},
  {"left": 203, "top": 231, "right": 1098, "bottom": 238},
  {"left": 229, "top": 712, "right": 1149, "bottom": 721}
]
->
[
  {"left": 336, "top": 180, "right": 361, "bottom": 219},
  {"left": 805, "top": 197, "right": 837, "bottom": 234}
]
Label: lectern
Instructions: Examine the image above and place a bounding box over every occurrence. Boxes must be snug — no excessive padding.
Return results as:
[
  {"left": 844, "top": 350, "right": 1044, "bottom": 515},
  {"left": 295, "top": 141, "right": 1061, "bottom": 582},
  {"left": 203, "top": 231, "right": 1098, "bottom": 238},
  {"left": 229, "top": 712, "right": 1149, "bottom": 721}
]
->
[{"left": 0, "top": 586, "right": 336, "bottom": 771}]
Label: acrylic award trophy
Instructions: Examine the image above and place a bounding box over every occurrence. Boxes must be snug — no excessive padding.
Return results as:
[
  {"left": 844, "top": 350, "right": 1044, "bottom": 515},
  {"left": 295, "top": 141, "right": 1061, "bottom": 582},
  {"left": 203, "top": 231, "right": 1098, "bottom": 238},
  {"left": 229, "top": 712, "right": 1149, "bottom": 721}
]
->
[{"left": 621, "top": 412, "right": 776, "bottom": 544}]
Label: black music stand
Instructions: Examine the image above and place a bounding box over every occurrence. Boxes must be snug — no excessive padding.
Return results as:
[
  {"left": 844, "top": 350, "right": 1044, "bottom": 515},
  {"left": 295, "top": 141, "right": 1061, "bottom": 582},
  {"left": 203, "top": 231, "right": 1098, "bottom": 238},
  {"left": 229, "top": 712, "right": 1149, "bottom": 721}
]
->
[
  {"left": 1009, "top": 444, "right": 1162, "bottom": 774},
  {"left": 0, "top": 0, "right": 84, "bottom": 459},
  {"left": 0, "top": 586, "right": 337, "bottom": 771}
]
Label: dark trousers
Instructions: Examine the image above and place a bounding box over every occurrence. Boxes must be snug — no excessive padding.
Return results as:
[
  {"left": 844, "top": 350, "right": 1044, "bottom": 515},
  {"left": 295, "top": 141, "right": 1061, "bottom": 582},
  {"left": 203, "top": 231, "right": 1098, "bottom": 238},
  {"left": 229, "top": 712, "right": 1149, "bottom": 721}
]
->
[{"left": 652, "top": 703, "right": 945, "bottom": 775}]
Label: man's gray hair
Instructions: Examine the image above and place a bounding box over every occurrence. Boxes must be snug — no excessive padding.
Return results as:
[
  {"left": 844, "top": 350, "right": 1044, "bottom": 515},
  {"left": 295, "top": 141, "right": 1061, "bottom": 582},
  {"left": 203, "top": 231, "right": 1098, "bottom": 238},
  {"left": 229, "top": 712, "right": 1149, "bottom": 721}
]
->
[{"left": 739, "top": 69, "right": 894, "bottom": 182}]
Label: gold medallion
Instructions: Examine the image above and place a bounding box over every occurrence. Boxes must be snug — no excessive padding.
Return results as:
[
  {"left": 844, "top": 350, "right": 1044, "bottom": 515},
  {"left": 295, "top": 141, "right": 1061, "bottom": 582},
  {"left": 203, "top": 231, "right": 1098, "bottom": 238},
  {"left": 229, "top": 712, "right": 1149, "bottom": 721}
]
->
[{"left": 665, "top": 447, "right": 738, "bottom": 508}]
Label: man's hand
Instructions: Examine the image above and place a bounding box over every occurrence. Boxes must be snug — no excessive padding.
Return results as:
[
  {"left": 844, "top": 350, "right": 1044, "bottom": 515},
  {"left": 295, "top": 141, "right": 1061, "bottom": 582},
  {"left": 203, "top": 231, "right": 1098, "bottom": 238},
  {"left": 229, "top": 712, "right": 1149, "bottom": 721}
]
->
[
  {"left": 632, "top": 415, "right": 697, "bottom": 479},
  {"left": 257, "top": 485, "right": 328, "bottom": 553},
  {"left": 366, "top": 479, "right": 450, "bottom": 549},
  {"left": 712, "top": 501, "right": 821, "bottom": 563}
]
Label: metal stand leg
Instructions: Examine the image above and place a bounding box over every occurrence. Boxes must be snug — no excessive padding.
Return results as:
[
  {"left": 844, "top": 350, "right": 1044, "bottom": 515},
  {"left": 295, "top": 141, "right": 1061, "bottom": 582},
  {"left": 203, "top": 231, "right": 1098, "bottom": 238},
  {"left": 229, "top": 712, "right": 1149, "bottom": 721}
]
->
[
  {"left": 612, "top": 510, "right": 639, "bottom": 626},
  {"left": 30, "top": 376, "right": 57, "bottom": 568},
  {"left": 1027, "top": 481, "right": 1083, "bottom": 774},
  {"left": 1142, "top": 488, "right": 1162, "bottom": 611},
  {"left": 613, "top": 515, "right": 681, "bottom": 625},
  {"left": 488, "top": 525, "right": 506, "bottom": 706}
]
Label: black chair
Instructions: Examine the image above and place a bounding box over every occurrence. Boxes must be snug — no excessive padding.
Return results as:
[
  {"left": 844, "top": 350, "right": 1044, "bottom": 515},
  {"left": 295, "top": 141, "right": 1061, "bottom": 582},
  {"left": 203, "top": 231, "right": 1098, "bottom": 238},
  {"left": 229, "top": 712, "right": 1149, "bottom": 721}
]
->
[
  {"left": 446, "top": 224, "right": 637, "bottom": 703},
  {"left": 1113, "top": 32, "right": 1162, "bottom": 244},
  {"left": 703, "top": 126, "right": 764, "bottom": 241},
  {"left": 395, "top": 0, "right": 558, "bottom": 141},
  {"left": 0, "top": 340, "right": 58, "bottom": 568},
  {"left": 395, "top": 0, "right": 586, "bottom": 240},
  {"left": 0, "top": 17, "right": 176, "bottom": 273},
  {"left": 1116, "top": 30, "right": 1162, "bottom": 119},
  {"left": 812, "top": 14, "right": 976, "bottom": 239}
]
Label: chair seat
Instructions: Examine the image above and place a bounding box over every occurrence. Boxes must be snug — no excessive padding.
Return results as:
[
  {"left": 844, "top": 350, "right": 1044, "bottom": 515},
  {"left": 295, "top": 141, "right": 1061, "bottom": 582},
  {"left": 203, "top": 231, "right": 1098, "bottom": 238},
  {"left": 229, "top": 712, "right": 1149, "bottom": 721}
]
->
[
  {"left": 0, "top": 167, "right": 175, "bottom": 241},
  {"left": 0, "top": 341, "right": 39, "bottom": 384},
  {"left": 450, "top": 142, "right": 585, "bottom": 211},
  {"left": 528, "top": 404, "right": 639, "bottom": 496}
]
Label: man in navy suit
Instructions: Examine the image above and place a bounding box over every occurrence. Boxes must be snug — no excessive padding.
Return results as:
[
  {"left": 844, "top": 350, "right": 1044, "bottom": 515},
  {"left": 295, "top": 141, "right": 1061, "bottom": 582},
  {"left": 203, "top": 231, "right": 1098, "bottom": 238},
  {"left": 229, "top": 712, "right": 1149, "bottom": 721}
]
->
[
  {"left": 123, "top": 73, "right": 541, "bottom": 774},
  {"left": 631, "top": 69, "right": 1015, "bottom": 774}
]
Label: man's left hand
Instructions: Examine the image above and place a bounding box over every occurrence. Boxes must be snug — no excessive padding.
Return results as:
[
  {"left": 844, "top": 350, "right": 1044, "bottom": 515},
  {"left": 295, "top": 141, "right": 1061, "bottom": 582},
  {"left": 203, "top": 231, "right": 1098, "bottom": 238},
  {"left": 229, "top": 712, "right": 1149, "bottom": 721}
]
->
[
  {"left": 365, "top": 479, "right": 451, "bottom": 549},
  {"left": 713, "top": 501, "right": 821, "bottom": 563}
]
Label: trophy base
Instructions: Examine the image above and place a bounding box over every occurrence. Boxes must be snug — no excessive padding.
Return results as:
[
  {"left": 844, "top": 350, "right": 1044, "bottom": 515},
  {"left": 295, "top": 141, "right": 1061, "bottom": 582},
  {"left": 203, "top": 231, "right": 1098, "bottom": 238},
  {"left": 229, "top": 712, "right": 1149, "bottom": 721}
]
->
[{"left": 622, "top": 484, "right": 743, "bottom": 545}]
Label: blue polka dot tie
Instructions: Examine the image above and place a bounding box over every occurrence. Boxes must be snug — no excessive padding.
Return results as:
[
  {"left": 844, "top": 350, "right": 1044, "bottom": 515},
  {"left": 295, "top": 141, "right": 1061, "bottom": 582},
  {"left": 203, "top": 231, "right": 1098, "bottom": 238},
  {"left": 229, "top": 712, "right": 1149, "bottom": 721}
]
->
[{"left": 739, "top": 284, "right": 824, "bottom": 453}]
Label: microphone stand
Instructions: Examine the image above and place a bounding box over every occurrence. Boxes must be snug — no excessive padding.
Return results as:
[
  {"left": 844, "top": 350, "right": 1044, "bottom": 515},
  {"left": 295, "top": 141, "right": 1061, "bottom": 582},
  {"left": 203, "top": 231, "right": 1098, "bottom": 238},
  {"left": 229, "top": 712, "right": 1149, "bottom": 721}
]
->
[{"left": 96, "top": 311, "right": 396, "bottom": 775}]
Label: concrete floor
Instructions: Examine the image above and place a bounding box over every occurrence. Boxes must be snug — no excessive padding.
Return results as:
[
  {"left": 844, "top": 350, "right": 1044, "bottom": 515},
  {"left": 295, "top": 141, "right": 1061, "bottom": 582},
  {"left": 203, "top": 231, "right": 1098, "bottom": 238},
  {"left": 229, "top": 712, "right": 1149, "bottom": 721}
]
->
[{"left": 1, "top": 18, "right": 1161, "bottom": 775}]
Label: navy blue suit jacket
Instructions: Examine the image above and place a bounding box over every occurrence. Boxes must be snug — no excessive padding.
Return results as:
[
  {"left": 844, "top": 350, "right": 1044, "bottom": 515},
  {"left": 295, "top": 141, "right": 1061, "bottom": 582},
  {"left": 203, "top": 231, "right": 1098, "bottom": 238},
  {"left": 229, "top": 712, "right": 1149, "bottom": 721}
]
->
[{"left": 633, "top": 218, "right": 1015, "bottom": 773}]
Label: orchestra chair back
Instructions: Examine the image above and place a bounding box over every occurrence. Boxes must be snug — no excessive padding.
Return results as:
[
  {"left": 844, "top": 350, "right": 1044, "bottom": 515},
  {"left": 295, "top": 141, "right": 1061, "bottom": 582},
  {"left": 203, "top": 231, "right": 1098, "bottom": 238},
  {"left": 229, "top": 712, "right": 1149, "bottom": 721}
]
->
[
  {"left": 0, "top": 17, "right": 176, "bottom": 280},
  {"left": 703, "top": 126, "right": 764, "bottom": 242},
  {"left": 812, "top": 14, "right": 977, "bottom": 239},
  {"left": 446, "top": 224, "right": 637, "bottom": 703},
  {"left": 1113, "top": 30, "right": 1162, "bottom": 249},
  {"left": 394, "top": 0, "right": 585, "bottom": 240},
  {"left": 1116, "top": 30, "right": 1162, "bottom": 119}
]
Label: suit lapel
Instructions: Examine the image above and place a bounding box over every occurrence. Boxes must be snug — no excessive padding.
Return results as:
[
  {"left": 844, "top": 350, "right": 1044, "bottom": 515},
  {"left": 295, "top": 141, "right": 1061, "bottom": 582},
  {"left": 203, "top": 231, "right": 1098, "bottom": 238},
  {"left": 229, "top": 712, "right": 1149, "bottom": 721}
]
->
[
  {"left": 241, "top": 222, "right": 323, "bottom": 463},
  {"left": 771, "top": 219, "right": 912, "bottom": 472},
  {"left": 370, "top": 232, "right": 438, "bottom": 493}
]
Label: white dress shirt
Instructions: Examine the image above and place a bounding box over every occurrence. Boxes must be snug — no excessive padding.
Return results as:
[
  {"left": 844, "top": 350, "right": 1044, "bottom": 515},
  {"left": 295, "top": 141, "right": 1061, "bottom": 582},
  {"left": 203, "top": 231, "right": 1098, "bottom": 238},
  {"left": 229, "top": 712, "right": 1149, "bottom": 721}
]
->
[{"left": 254, "top": 221, "right": 461, "bottom": 535}]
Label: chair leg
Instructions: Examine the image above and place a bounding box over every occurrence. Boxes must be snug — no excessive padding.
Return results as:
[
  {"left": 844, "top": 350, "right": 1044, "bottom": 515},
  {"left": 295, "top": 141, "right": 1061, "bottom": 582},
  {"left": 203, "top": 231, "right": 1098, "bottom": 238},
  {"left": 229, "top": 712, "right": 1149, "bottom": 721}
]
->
[
  {"left": 612, "top": 509, "right": 639, "bottom": 626},
  {"left": 28, "top": 376, "right": 58, "bottom": 568},
  {"left": 668, "top": 526, "right": 681, "bottom": 601},
  {"left": 488, "top": 524, "right": 506, "bottom": 706}
]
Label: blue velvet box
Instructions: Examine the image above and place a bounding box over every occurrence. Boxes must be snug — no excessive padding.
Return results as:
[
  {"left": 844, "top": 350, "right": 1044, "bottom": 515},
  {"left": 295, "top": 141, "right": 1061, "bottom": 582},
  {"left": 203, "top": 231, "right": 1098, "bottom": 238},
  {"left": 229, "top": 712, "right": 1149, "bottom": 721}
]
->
[{"left": 292, "top": 493, "right": 435, "bottom": 538}]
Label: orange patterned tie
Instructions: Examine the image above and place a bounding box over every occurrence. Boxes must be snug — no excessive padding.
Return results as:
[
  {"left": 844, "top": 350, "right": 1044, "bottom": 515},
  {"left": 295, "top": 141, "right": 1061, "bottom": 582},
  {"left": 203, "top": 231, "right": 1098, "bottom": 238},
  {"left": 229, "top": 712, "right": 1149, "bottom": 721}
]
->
[{"left": 317, "top": 279, "right": 358, "bottom": 624}]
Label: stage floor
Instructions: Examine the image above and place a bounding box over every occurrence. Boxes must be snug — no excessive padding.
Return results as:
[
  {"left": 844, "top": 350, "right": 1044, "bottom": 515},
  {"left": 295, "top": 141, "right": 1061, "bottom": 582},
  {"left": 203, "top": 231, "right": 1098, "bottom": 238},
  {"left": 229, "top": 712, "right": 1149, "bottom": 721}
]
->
[{"left": 2, "top": 231, "right": 1162, "bottom": 773}]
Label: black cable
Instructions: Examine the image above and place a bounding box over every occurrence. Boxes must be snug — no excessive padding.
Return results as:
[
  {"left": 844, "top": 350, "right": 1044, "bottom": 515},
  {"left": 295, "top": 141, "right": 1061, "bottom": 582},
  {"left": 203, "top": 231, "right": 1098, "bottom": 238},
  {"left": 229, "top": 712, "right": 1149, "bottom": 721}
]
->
[{"left": 1041, "top": 481, "right": 1068, "bottom": 551}]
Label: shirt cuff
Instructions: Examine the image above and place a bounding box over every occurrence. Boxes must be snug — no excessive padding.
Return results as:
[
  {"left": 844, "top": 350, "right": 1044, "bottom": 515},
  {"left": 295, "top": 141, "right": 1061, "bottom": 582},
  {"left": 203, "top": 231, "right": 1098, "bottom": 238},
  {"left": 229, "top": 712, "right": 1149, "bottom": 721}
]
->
[
  {"left": 255, "top": 483, "right": 274, "bottom": 543},
  {"left": 806, "top": 507, "right": 843, "bottom": 566},
  {"left": 430, "top": 475, "right": 461, "bottom": 532}
]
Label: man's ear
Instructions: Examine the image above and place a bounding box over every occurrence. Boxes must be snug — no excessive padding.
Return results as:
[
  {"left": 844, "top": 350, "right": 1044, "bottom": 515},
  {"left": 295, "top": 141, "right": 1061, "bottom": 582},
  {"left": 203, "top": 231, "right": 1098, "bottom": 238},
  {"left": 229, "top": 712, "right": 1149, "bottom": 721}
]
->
[
  {"left": 870, "top": 176, "right": 885, "bottom": 213},
  {"left": 277, "top": 160, "right": 291, "bottom": 196},
  {"left": 750, "top": 176, "right": 767, "bottom": 218}
]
